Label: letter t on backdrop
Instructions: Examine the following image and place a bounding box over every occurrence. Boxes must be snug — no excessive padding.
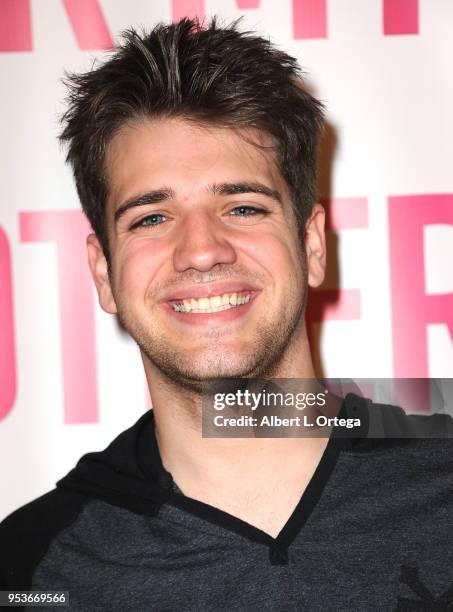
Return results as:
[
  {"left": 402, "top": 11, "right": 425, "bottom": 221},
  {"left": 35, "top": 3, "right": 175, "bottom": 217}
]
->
[{"left": 20, "top": 211, "right": 99, "bottom": 424}]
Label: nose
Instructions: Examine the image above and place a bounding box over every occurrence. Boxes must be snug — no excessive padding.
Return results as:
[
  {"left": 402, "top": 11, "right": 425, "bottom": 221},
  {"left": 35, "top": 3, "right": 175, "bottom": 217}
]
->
[{"left": 172, "top": 211, "right": 237, "bottom": 273}]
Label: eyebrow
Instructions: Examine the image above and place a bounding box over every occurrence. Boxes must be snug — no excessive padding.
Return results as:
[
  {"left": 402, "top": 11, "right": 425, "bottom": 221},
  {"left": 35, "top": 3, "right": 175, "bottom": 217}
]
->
[
  {"left": 210, "top": 182, "right": 282, "bottom": 204},
  {"left": 113, "top": 182, "right": 283, "bottom": 225},
  {"left": 114, "top": 189, "right": 174, "bottom": 224}
]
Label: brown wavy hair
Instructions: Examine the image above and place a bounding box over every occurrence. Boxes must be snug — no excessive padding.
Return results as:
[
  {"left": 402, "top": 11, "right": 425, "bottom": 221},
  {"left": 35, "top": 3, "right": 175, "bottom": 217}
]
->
[{"left": 59, "top": 17, "right": 324, "bottom": 263}]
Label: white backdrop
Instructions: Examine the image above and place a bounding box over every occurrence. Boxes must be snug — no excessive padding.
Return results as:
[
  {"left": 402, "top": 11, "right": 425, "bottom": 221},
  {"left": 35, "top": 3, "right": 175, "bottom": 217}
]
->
[{"left": 1, "top": 0, "right": 452, "bottom": 521}]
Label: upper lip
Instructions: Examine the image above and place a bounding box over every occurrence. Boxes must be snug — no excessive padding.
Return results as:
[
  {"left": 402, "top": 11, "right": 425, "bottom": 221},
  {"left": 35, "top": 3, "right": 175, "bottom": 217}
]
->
[{"left": 161, "top": 281, "right": 261, "bottom": 302}]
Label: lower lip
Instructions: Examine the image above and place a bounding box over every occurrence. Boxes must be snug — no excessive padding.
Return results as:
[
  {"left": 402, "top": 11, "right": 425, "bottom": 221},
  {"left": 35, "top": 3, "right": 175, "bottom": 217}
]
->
[{"left": 161, "top": 292, "right": 260, "bottom": 326}]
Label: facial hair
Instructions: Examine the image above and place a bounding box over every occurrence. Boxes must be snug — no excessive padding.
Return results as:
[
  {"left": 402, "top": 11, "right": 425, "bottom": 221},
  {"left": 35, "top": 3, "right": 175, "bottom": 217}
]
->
[{"left": 114, "top": 258, "right": 308, "bottom": 392}]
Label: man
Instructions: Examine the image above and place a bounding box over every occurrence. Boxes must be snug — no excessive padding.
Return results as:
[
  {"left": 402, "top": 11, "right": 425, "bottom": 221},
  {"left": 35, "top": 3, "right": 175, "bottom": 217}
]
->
[{"left": 1, "top": 17, "right": 452, "bottom": 611}]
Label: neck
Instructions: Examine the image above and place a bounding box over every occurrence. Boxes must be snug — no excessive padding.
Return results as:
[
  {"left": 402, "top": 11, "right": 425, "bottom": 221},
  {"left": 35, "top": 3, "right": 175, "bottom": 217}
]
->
[{"left": 141, "top": 323, "right": 339, "bottom": 497}]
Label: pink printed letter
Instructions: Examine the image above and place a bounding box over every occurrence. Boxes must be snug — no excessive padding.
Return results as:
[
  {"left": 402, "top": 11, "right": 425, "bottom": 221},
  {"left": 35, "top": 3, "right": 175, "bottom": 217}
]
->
[
  {"left": 389, "top": 194, "right": 453, "bottom": 379},
  {"left": 0, "top": 0, "right": 32, "bottom": 52},
  {"left": 306, "top": 197, "right": 368, "bottom": 371},
  {"left": 293, "top": 0, "right": 327, "bottom": 40},
  {"left": 20, "top": 211, "right": 99, "bottom": 424},
  {"left": 63, "top": 0, "right": 113, "bottom": 50},
  {"left": 236, "top": 0, "right": 261, "bottom": 7},
  {"left": 1, "top": 0, "right": 112, "bottom": 52},
  {"left": 172, "top": 0, "right": 205, "bottom": 21},
  {"left": 0, "top": 227, "right": 16, "bottom": 421},
  {"left": 383, "top": 0, "right": 419, "bottom": 35}
]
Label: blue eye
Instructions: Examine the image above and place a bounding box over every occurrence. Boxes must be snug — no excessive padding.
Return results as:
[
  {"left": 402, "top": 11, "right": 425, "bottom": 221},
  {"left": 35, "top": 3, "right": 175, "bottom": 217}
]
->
[
  {"left": 229, "top": 206, "right": 266, "bottom": 217},
  {"left": 131, "top": 213, "right": 167, "bottom": 229}
]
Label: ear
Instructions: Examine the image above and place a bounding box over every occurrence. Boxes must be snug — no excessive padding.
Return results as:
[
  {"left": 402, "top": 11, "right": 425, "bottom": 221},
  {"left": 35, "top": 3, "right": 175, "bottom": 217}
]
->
[
  {"left": 86, "top": 233, "right": 117, "bottom": 314},
  {"left": 305, "top": 203, "right": 326, "bottom": 288}
]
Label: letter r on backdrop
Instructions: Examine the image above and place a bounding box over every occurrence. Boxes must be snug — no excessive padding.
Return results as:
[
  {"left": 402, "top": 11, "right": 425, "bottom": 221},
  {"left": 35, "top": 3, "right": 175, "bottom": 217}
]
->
[
  {"left": 389, "top": 194, "right": 453, "bottom": 410},
  {"left": 389, "top": 194, "right": 453, "bottom": 377}
]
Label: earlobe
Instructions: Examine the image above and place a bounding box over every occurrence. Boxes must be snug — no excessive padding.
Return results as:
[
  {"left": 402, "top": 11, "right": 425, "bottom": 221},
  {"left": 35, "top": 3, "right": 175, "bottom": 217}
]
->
[
  {"left": 86, "top": 233, "right": 117, "bottom": 314},
  {"left": 305, "top": 203, "right": 327, "bottom": 288}
]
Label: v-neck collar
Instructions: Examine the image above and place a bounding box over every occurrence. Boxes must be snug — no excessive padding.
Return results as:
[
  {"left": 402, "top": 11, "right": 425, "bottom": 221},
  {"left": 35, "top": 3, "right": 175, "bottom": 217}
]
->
[{"left": 139, "top": 394, "right": 367, "bottom": 565}]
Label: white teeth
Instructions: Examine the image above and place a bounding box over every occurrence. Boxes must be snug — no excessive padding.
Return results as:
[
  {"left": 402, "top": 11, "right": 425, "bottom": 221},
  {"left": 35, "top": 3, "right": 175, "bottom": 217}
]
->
[
  {"left": 210, "top": 295, "right": 222, "bottom": 308},
  {"left": 171, "top": 291, "right": 252, "bottom": 313}
]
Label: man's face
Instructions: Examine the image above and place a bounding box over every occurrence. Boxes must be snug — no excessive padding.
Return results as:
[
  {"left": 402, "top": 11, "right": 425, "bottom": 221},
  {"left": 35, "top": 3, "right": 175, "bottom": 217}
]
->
[{"left": 88, "top": 118, "right": 325, "bottom": 385}]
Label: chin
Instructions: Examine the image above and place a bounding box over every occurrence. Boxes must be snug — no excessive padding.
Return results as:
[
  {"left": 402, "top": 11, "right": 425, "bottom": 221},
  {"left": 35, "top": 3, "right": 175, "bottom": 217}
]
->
[
  {"left": 151, "top": 351, "right": 264, "bottom": 390},
  {"left": 180, "top": 353, "right": 257, "bottom": 380}
]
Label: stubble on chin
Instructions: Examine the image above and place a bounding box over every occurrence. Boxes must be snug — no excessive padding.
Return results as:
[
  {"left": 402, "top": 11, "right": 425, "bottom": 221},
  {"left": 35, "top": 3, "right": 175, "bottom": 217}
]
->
[
  {"left": 115, "top": 282, "right": 306, "bottom": 392},
  {"left": 113, "top": 251, "right": 308, "bottom": 389}
]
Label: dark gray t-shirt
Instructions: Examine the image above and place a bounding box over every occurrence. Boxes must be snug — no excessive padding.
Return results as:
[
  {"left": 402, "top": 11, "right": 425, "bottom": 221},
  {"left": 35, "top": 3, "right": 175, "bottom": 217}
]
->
[{"left": 2, "top": 395, "right": 453, "bottom": 611}]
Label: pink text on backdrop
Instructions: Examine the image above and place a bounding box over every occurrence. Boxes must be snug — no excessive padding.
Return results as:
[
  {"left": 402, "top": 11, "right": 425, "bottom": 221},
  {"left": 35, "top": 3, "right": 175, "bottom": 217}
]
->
[
  {"left": 0, "top": 0, "right": 420, "bottom": 52},
  {"left": 19, "top": 211, "right": 99, "bottom": 424},
  {"left": 307, "top": 197, "right": 367, "bottom": 374},
  {"left": 0, "top": 0, "right": 112, "bottom": 52},
  {"left": 389, "top": 194, "right": 453, "bottom": 411},
  {"left": 383, "top": 0, "right": 418, "bottom": 35},
  {"left": 172, "top": 0, "right": 419, "bottom": 37},
  {"left": 0, "top": 227, "right": 16, "bottom": 421},
  {"left": 0, "top": 194, "right": 451, "bottom": 422}
]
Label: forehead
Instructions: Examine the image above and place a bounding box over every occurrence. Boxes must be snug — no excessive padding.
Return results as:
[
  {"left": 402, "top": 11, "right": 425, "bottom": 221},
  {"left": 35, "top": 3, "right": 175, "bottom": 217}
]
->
[{"left": 104, "top": 117, "right": 289, "bottom": 212}]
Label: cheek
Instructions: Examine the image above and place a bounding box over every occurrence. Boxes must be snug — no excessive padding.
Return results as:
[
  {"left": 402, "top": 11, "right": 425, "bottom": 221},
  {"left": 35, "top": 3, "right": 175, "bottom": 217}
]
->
[
  {"left": 240, "top": 230, "right": 303, "bottom": 279},
  {"left": 113, "top": 239, "right": 168, "bottom": 298}
]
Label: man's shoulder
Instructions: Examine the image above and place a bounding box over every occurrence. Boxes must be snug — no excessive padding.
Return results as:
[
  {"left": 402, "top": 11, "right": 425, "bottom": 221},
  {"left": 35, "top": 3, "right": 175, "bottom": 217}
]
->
[
  {"left": 1, "top": 487, "right": 85, "bottom": 531},
  {"left": 344, "top": 432, "right": 453, "bottom": 456},
  {"left": 0, "top": 488, "right": 88, "bottom": 589},
  {"left": 340, "top": 393, "right": 453, "bottom": 455}
]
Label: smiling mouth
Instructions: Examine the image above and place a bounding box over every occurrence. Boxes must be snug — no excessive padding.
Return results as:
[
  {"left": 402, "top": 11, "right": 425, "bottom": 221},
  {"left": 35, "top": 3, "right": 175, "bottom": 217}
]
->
[{"left": 170, "top": 291, "right": 252, "bottom": 314}]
